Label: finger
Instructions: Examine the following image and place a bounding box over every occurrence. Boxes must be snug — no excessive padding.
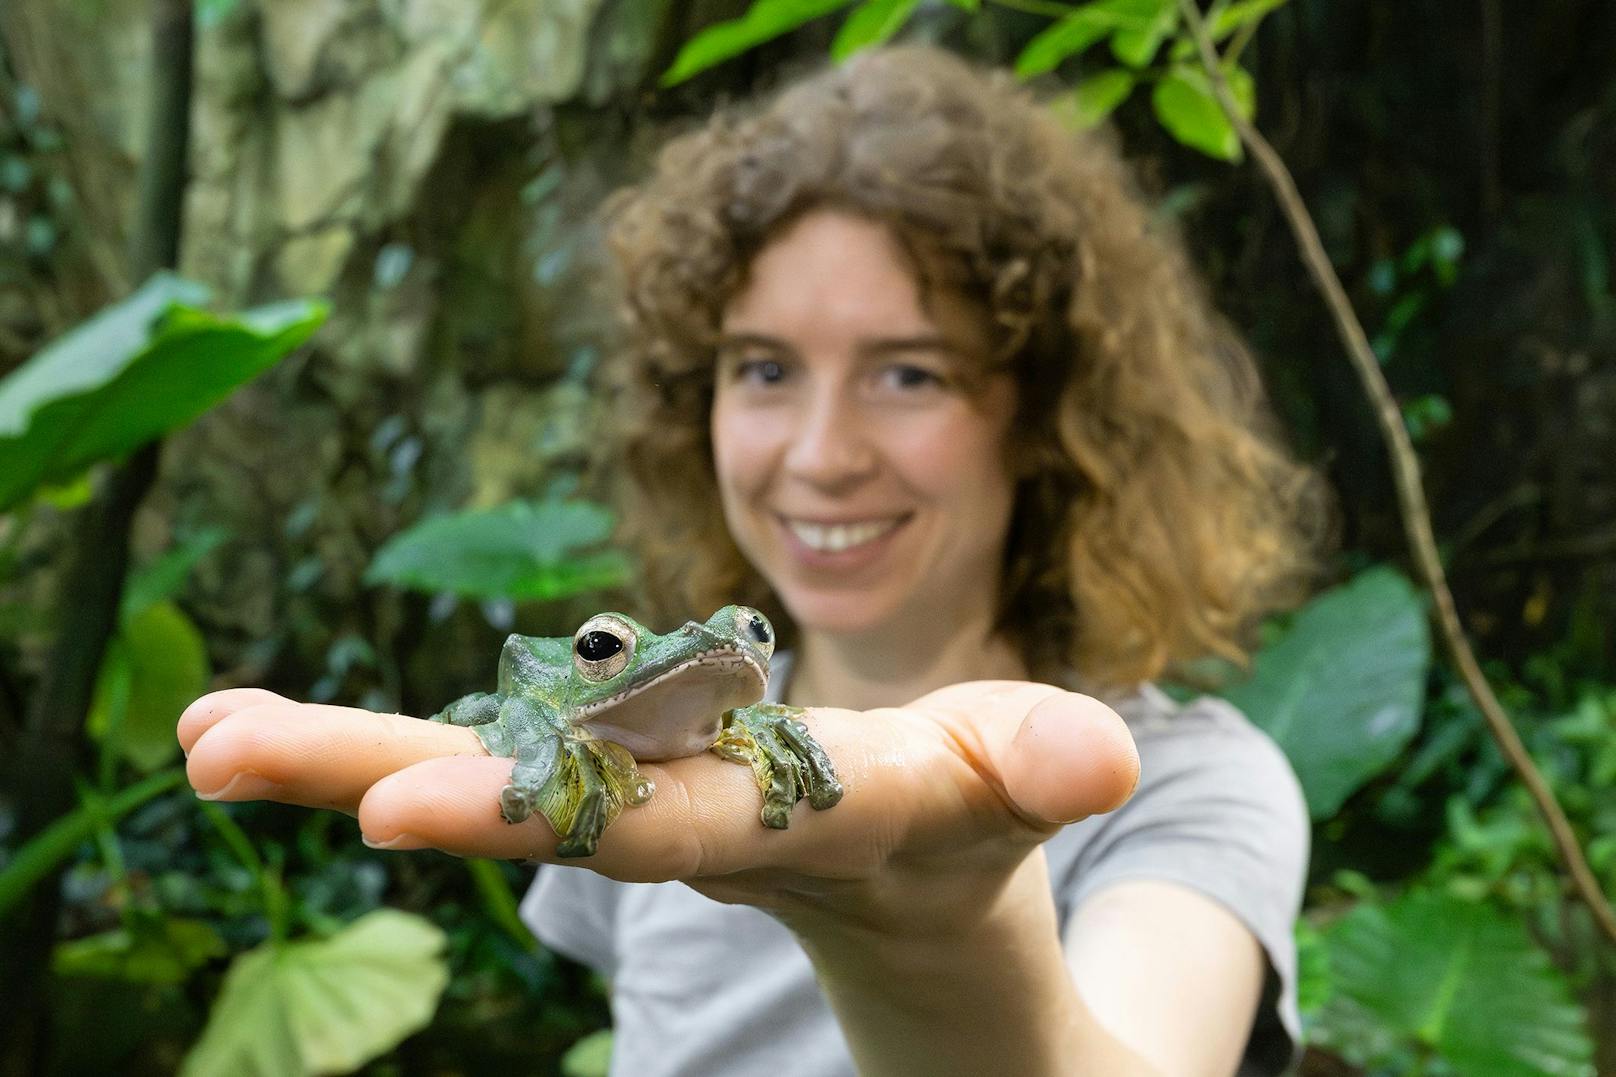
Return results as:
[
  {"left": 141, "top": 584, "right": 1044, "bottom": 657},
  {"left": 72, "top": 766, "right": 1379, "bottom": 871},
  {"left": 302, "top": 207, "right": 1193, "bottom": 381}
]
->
[
  {"left": 999, "top": 691, "right": 1138, "bottom": 823},
  {"left": 357, "top": 713, "right": 903, "bottom": 881},
  {"left": 185, "top": 701, "right": 486, "bottom": 814},
  {"left": 911, "top": 681, "right": 1139, "bottom": 827},
  {"left": 178, "top": 688, "right": 293, "bottom": 753}
]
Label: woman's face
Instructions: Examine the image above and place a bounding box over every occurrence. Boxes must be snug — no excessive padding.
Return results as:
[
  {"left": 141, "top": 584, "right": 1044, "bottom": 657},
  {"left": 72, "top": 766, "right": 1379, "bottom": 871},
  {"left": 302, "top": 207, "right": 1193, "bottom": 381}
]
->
[{"left": 711, "top": 209, "right": 1018, "bottom": 638}]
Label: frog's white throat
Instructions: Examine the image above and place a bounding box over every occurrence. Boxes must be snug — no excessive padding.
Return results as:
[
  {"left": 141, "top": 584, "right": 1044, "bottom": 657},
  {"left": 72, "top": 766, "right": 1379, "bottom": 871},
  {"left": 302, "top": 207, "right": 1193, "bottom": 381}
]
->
[{"left": 577, "top": 650, "right": 768, "bottom": 761}]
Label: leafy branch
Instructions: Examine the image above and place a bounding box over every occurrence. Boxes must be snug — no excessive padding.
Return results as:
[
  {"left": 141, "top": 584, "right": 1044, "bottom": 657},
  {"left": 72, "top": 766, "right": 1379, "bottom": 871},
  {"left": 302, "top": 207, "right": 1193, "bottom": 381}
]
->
[{"left": 1174, "top": 0, "right": 1616, "bottom": 947}]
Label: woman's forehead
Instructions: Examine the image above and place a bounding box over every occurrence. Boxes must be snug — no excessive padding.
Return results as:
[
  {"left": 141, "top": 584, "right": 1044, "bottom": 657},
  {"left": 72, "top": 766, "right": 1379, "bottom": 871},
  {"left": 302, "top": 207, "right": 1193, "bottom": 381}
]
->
[{"left": 720, "top": 209, "right": 990, "bottom": 353}]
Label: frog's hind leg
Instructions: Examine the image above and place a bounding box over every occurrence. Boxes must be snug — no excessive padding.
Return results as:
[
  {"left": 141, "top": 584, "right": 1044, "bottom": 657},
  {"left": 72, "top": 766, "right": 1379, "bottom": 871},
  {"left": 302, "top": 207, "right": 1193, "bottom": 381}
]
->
[{"left": 712, "top": 703, "right": 844, "bottom": 829}]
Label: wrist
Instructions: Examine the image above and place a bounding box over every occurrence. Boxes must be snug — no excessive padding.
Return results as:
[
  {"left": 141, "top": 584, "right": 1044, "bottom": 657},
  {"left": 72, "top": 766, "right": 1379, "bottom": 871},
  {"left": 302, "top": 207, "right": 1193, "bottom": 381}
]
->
[{"left": 782, "top": 852, "right": 1128, "bottom": 1076}]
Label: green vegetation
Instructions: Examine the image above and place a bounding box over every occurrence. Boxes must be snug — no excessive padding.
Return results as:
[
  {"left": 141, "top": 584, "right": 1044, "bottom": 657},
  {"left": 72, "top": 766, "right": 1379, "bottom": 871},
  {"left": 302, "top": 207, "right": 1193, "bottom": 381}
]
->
[{"left": 2, "top": 1, "right": 1611, "bottom": 1074}]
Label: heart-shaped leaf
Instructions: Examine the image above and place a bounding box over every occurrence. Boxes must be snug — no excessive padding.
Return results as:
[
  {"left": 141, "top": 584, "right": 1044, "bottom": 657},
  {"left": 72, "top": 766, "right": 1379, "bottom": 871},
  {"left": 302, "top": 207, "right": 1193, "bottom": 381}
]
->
[
  {"left": 1223, "top": 567, "right": 1429, "bottom": 817},
  {"left": 181, "top": 910, "right": 449, "bottom": 1077}
]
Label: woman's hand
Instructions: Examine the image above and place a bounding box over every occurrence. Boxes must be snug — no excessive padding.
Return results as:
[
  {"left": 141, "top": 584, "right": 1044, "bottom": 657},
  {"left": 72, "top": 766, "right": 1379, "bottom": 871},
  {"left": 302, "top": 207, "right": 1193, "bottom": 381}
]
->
[
  {"left": 179, "top": 682, "right": 1132, "bottom": 918},
  {"left": 178, "top": 682, "right": 1146, "bottom": 1074}
]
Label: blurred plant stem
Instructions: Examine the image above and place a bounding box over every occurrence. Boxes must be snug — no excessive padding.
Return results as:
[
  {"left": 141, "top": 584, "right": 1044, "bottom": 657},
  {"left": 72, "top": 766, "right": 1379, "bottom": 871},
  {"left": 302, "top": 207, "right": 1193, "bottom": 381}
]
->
[
  {"left": 0, "top": 1, "right": 195, "bottom": 1072},
  {"left": 1175, "top": 0, "right": 1616, "bottom": 947}
]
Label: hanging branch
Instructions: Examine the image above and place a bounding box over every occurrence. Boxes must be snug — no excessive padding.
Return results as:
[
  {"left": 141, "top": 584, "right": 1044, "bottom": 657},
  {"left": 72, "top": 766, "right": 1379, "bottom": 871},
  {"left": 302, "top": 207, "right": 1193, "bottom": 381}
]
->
[{"left": 1173, "top": 0, "right": 1616, "bottom": 944}]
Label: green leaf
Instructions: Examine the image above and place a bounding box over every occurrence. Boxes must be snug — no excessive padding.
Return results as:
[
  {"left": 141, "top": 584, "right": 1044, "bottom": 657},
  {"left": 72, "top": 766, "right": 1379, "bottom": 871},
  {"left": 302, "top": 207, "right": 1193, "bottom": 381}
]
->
[
  {"left": 121, "top": 527, "right": 229, "bottom": 623},
  {"left": 830, "top": 0, "right": 920, "bottom": 61},
  {"left": 90, "top": 601, "right": 209, "bottom": 773},
  {"left": 1150, "top": 63, "right": 1254, "bottom": 161},
  {"left": 54, "top": 918, "right": 227, "bottom": 985},
  {"left": 662, "top": 0, "right": 856, "bottom": 86},
  {"left": 1309, "top": 891, "right": 1595, "bottom": 1077},
  {"left": 0, "top": 769, "right": 187, "bottom": 919},
  {"left": 1051, "top": 69, "right": 1137, "bottom": 129},
  {"left": 1208, "top": 0, "right": 1290, "bottom": 39},
  {"left": 561, "top": 1030, "right": 614, "bottom": 1077},
  {"left": 465, "top": 858, "right": 540, "bottom": 954},
  {"left": 1223, "top": 567, "right": 1430, "bottom": 818},
  {"left": 0, "top": 273, "right": 326, "bottom": 512},
  {"left": 1109, "top": 0, "right": 1175, "bottom": 67},
  {"left": 181, "top": 910, "right": 450, "bottom": 1077},
  {"left": 365, "top": 499, "right": 630, "bottom": 602},
  {"left": 1014, "top": 9, "right": 1114, "bottom": 80}
]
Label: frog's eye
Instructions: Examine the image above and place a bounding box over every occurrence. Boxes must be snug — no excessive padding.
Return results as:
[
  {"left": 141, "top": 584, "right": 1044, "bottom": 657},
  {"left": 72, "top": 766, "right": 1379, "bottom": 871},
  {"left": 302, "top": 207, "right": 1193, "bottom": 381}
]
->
[
  {"left": 573, "top": 615, "right": 635, "bottom": 681},
  {"left": 733, "top": 607, "right": 775, "bottom": 659}
]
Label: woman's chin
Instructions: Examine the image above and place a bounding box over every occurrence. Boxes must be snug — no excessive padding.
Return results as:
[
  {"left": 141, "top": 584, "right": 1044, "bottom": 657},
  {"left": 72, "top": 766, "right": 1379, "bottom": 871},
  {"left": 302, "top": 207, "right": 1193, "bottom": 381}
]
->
[{"left": 777, "top": 592, "right": 895, "bottom": 639}]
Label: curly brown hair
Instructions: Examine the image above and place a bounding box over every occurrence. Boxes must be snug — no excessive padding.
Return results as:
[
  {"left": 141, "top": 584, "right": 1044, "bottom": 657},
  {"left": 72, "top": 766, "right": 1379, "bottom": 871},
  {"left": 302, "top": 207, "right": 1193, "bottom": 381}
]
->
[{"left": 595, "top": 45, "right": 1330, "bottom": 690}]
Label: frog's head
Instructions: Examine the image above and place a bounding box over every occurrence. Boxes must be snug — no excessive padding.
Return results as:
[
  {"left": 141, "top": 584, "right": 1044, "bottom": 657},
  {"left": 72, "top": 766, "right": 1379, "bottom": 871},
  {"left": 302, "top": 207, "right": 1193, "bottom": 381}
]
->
[{"left": 566, "top": 605, "right": 776, "bottom": 740}]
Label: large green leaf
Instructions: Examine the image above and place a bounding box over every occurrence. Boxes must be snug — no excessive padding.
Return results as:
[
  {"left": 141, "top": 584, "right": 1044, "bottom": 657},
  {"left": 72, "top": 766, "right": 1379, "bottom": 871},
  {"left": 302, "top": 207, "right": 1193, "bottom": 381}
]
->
[
  {"left": 662, "top": 0, "right": 855, "bottom": 86},
  {"left": 181, "top": 910, "right": 449, "bottom": 1077},
  {"left": 88, "top": 600, "right": 209, "bottom": 772},
  {"left": 364, "top": 498, "right": 630, "bottom": 601},
  {"left": 1223, "top": 567, "right": 1429, "bottom": 817},
  {"left": 1308, "top": 890, "right": 1595, "bottom": 1077},
  {"left": 0, "top": 272, "right": 326, "bottom": 511}
]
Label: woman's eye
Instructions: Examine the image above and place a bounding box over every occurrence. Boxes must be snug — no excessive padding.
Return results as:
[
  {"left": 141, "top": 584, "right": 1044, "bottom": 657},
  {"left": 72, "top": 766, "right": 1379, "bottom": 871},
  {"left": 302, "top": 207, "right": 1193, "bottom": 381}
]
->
[
  {"left": 729, "top": 357, "right": 789, "bottom": 385},
  {"left": 881, "top": 363, "right": 946, "bottom": 391}
]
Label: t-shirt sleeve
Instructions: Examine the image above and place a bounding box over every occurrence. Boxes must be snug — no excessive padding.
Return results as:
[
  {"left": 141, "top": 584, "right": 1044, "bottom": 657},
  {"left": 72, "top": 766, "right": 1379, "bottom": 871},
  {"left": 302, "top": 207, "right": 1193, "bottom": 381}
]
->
[
  {"left": 519, "top": 864, "right": 624, "bottom": 978},
  {"left": 1052, "top": 694, "right": 1309, "bottom": 1075}
]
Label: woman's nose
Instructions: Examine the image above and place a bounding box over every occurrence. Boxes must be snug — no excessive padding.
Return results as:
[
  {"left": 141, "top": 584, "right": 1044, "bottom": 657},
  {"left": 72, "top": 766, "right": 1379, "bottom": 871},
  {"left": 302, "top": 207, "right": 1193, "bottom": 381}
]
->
[{"left": 782, "top": 387, "right": 878, "bottom": 489}]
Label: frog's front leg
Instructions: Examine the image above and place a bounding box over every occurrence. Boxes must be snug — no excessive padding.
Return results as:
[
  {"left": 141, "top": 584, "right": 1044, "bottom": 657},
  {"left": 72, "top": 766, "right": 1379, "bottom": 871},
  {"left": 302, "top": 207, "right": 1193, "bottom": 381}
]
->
[
  {"left": 499, "top": 727, "right": 654, "bottom": 858},
  {"left": 711, "top": 703, "right": 844, "bottom": 829},
  {"left": 439, "top": 695, "right": 651, "bottom": 858}
]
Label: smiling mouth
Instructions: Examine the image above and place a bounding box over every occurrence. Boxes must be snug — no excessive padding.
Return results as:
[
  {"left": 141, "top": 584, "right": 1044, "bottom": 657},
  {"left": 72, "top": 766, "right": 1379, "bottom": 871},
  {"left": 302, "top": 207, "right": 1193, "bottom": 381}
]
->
[{"left": 779, "top": 515, "right": 907, "bottom": 553}]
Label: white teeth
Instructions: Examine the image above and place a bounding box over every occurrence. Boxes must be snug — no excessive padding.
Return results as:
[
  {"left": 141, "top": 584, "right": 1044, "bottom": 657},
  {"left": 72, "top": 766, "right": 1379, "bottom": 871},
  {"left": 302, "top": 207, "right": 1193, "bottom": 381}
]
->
[{"left": 786, "top": 518, "right": 901, "bottom": 553}]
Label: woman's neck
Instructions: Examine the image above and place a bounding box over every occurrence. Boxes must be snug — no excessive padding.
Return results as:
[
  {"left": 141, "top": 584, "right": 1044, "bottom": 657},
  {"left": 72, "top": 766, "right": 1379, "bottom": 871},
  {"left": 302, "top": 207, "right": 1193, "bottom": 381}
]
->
[{"left": 784, "top": 615, "right": 1030, "bottom": 712}]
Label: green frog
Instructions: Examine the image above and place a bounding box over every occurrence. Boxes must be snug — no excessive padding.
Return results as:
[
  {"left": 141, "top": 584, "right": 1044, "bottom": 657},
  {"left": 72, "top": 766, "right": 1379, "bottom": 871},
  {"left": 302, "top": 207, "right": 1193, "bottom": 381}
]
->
[{"left": 429, "top": 605, "right": 843, "bottom": 858}]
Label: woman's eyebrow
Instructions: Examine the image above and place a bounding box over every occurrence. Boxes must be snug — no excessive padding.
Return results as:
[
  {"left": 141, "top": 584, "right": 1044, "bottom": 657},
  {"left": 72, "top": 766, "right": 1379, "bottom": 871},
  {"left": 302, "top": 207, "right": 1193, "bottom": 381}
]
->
[
  {"left": 715, "top": 332, "right": 791, "bottom": 351},
  {"left": 862, "top": 334, "right": 964, "bottom": 359}
]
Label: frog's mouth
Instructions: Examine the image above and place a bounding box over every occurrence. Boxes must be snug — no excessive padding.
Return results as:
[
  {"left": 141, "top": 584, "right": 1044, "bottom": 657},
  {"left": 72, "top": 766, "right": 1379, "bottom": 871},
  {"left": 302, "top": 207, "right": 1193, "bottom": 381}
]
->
[{"left": 576, "top": 648, "right": 768, "bottom": 761}]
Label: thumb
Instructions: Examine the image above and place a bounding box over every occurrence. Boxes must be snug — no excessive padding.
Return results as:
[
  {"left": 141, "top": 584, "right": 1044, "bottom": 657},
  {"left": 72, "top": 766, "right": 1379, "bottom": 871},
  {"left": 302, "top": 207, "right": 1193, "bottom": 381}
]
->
[
  {"left": 917, "top": 681, "right": 1140, "bottom": 827},
  {"left": 998, "top": 689, "right": 1139, "bottom": 824}
]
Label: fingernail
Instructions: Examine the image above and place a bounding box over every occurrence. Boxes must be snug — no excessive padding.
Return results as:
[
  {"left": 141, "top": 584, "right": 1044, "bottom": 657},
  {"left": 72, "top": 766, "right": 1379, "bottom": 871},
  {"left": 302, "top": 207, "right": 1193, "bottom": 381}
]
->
[
  {"left": 194, "top": 772, "right": 278, "bottom": 801},
  {"left": 362, "top": 832, "right": 427, "bottom": 850}
]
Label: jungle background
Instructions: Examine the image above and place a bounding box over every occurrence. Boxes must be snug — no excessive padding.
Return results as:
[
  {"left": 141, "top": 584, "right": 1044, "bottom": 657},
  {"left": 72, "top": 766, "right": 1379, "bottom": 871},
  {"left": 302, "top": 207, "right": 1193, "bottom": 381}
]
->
[{"left": 0, "top": 0, "right": 1613, "bottom": 1074}]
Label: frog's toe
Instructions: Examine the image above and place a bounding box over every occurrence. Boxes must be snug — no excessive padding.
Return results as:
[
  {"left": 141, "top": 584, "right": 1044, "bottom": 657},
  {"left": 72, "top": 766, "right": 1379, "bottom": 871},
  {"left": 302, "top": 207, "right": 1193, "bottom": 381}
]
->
[
  {"left": 555, "top": 793, "right": 608, "bottom": 858},
  {"left": 499, "top": 783, "right": 537, "bottom": 825},
  {"left": 776, "top": 716, "right": 845, "bottom": 810},
  {"left": 716, "top": 703, "right": 843, "bottom": 829}
]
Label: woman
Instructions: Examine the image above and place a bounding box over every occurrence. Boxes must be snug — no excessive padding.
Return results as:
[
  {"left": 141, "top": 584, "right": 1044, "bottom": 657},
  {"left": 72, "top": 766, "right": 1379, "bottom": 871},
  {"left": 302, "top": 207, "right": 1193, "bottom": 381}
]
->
[{"left": 180, "top": 46, "right": 1325, "bottom": 1076}]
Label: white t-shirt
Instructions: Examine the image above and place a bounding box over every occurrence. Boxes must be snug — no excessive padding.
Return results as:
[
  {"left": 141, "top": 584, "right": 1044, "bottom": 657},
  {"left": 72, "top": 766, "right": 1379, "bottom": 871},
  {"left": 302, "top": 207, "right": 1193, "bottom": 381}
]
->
[{"left": 521, "top": 657, "right": 1309, "bottom": 1076}]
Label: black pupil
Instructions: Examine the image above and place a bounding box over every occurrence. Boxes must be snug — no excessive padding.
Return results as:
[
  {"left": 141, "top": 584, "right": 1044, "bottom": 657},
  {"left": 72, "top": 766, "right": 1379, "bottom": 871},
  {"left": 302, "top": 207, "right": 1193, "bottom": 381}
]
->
[
  {"left": 577, "top": 631, "right": 624, "bottom": 662},
  {"left": 745, "top": 614, "right": 771, "bottom": 645}
]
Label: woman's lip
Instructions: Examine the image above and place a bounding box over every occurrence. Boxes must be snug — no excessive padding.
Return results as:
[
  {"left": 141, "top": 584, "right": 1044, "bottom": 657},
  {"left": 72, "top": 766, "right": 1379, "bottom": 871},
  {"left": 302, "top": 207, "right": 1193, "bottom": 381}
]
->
[
  {"left": 773, "top": 513, "right": 910, "bottom": 526},
  {"left": 772, "top": 513, "right": 910, "bottom": 568}
]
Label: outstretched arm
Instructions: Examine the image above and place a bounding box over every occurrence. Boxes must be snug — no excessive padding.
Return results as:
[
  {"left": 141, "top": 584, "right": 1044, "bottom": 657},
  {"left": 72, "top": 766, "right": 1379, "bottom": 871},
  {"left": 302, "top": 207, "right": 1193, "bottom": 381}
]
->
[{"left": 179, "top": 682, "right": 1178, "bottom": 1075}]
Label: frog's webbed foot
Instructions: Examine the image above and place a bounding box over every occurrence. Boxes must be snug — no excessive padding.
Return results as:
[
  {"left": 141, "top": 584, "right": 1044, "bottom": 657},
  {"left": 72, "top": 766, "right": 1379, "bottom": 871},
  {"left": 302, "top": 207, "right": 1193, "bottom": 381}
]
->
[
  {"left": 712, "top": 703, "right": 844, "bottom": 829},
  {"left": 499, "top": 731, "right": 653, "bottom": 859}
]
